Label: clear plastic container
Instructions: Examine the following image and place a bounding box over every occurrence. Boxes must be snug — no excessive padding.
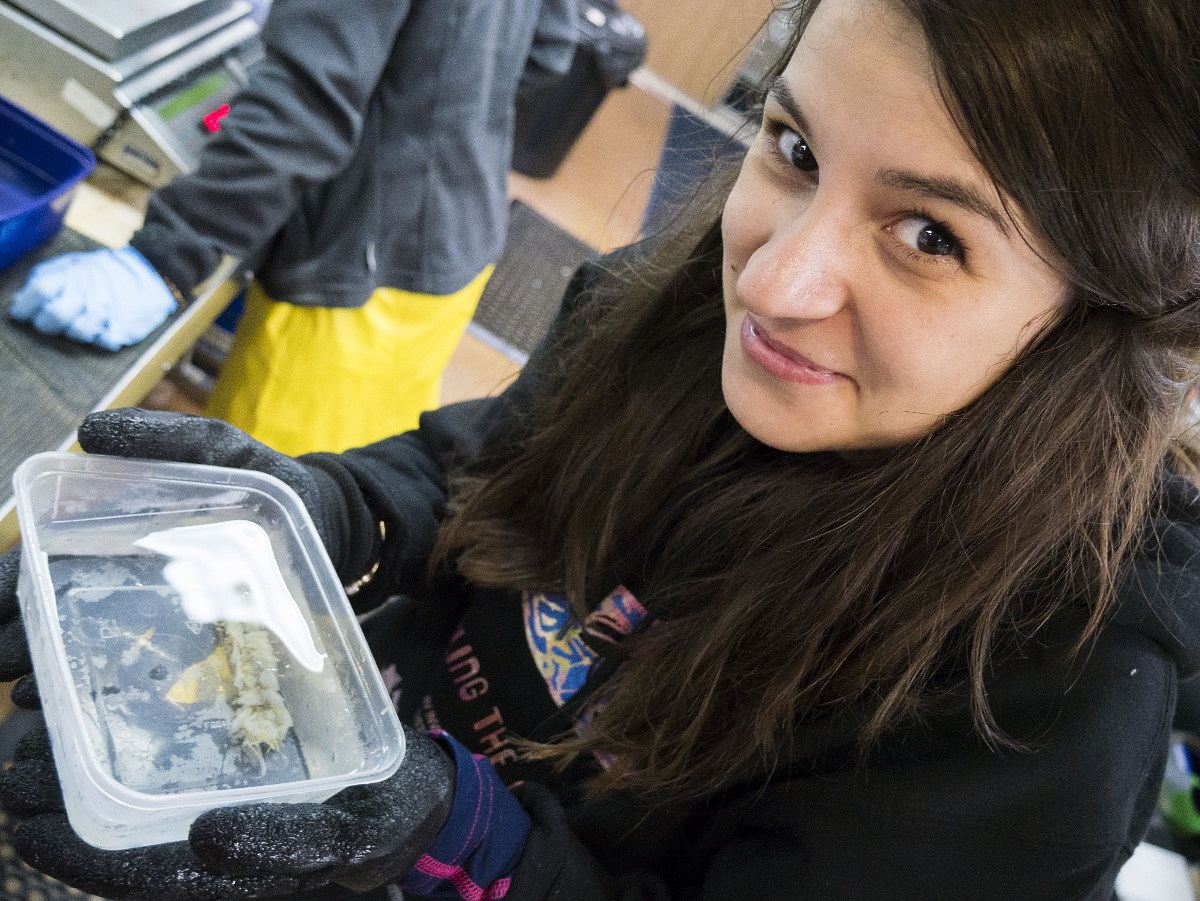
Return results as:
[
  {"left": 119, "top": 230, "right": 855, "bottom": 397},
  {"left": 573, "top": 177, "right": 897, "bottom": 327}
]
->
[{"left": 12, "top": 451, "right": 405, "bottom": 850}]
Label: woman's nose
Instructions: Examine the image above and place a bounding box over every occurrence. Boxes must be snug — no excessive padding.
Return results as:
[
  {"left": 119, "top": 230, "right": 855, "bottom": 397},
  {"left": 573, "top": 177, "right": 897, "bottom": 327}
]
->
[{"left": 736, "top": 197, "right": 856, "bottom": 321}]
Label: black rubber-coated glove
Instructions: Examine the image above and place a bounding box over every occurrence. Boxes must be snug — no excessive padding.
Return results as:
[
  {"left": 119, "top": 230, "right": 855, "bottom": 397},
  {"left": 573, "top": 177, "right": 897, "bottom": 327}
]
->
[
  {"left": 0, "top": 723, "right": 455, "bottom": 900},
  {"left": 0, "top": 544, "right": 39, "bottom": 709}
]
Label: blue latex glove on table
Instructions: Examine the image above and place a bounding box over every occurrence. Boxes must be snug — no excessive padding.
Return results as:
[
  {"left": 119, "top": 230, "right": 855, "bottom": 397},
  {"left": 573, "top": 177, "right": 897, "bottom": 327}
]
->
[{"left": 9, "top": 245, "right": 178, "bottom": 351}]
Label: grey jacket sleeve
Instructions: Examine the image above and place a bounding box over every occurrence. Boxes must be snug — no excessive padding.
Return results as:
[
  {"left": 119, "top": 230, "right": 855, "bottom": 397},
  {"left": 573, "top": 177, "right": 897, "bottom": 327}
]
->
[{"left": 129, "top": 0, "right": 415, "bottom": 295}]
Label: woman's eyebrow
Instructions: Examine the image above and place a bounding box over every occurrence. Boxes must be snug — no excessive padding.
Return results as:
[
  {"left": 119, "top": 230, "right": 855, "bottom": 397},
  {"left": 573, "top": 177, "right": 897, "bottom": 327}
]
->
[
  {"left": 767, "top": 77, "right": 814, "bottom": 139},
  {"left": 876, "top": 169, "right": 1011, "bottom": 236}
]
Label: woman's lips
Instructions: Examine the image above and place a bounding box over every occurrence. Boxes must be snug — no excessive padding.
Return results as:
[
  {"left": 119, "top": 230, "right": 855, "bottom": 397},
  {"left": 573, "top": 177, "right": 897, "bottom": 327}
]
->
[{"left": 739, "top": 316, "right": 845, "bottom": 386}]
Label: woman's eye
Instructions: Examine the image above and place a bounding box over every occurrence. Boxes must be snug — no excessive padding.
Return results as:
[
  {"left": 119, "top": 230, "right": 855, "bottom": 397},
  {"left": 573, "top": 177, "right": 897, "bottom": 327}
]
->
[
  {"left": 892, "top": 215, "right": 963, "bottom": 261},
  {"left": 777, "top": 127, "right": 817, "bottom": 172}
]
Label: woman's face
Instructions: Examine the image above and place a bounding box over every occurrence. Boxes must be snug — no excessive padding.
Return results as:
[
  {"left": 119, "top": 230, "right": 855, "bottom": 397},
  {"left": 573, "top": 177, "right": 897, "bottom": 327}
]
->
[{"left": 721, "top": 0, "right": 1067, "bottom": 452}]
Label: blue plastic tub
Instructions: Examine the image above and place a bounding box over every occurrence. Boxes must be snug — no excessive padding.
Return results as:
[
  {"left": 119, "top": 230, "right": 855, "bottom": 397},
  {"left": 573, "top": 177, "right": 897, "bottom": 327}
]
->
[{"left": 0, "top": 96, "right": 96, "bottom": 272}]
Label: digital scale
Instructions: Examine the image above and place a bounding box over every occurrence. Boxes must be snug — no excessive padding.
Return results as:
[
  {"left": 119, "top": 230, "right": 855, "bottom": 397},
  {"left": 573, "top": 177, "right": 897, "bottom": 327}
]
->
[{"left": 0, "top": 0, "right": 263, "bottom": 187}]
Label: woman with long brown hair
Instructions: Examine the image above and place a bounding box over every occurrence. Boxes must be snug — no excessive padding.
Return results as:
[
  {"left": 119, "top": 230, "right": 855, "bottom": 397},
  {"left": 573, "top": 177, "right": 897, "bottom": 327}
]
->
[{"left": 1, "top": 0, "right": 1199, "bottom": 897}]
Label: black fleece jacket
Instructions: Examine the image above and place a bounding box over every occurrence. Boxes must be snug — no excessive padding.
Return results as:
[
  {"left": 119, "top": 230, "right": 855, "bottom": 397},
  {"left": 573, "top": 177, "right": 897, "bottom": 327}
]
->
[{"left": 303, "top": 258, "right": 1200, "bottom": 900}]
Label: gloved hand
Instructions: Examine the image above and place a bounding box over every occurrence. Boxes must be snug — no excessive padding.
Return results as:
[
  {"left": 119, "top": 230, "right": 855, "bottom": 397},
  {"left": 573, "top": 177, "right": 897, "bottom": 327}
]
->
[
  {"left": 0, "top": 545, "right": 38, "bottom": 709},
  {"left": 0, "top": 410, "right": 438, "bottom": 898},
  {"left": 0, "top": 722, "right": 456, "bottom": 900},
  {"left": 9, "top": 245, "right": 178, "bottom": 351}
]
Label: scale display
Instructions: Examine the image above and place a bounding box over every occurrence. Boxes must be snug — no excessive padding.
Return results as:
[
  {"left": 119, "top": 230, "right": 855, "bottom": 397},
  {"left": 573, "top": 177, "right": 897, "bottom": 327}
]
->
[
  {"left": 156, "top": 69, "right": 233, "bottom": 124},
  {"left": 150, "top": 64, "right": 243, "bottom": 162}
]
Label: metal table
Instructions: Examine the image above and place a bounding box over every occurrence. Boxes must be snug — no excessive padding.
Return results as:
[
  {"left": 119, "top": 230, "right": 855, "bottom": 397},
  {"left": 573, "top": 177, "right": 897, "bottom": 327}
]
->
[{"left": 0, "top": 227, "right": 240, "bottom": 550}]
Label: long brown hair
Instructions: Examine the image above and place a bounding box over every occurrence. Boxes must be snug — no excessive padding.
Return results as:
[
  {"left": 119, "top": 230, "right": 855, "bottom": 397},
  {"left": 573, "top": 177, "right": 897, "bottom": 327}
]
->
[{"left": 436, "top": 0, "right": 1200, "bottom": 797}]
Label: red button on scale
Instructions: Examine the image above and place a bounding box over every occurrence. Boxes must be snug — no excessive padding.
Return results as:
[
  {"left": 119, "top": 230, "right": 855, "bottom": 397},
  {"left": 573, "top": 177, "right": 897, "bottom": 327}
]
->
[{"left": 202, "top": 104, "right": 231, "bottom": 132}]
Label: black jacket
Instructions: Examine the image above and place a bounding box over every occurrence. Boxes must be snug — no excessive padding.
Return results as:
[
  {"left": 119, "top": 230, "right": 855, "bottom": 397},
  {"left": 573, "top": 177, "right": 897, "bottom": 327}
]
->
[{"left": 305, "top": 259, "right": 1200, "bottom": 900}]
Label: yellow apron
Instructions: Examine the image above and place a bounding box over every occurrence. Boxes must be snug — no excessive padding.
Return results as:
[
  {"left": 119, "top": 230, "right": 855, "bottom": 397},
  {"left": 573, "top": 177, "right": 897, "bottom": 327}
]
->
[{"left": 205, "top": 266, "right": 493, "bottom": 456}]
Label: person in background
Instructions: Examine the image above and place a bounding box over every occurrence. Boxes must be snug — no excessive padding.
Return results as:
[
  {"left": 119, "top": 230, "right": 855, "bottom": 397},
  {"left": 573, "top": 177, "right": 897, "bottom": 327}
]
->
[
  {"left": 2, "top": 0, "right": 1200, "bottom": 897},
  {"left": 8, "top": 0, "right": 578, "bottom": 456}
]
